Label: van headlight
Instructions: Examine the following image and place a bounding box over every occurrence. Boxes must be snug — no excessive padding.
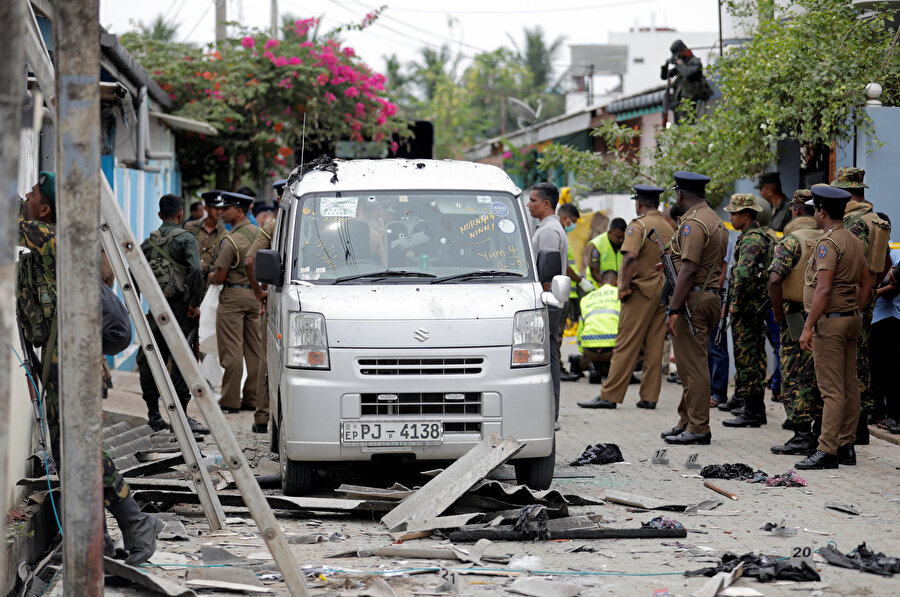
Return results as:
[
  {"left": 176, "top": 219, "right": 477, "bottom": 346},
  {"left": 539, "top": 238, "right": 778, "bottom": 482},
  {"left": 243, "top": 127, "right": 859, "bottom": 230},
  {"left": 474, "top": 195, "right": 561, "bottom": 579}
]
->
[
  {"left": 286, "top": 311, "right": 330, "bottom": 369},
  {"left": 511, "top": 309, "right": 548, "bottom": 367}
]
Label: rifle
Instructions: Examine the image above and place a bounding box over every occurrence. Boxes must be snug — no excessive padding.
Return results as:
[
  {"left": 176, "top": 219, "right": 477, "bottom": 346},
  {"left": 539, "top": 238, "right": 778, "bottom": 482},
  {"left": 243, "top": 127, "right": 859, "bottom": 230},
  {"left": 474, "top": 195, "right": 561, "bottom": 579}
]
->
[
  {"left": 17, "top": 327, "right": 56, "bottom": 474},
  {"left": 713, "top": 288, "right": 728, "bottom": 348},
  {"left": 649, "top": 227, "right": 696, "bottom": 337}
]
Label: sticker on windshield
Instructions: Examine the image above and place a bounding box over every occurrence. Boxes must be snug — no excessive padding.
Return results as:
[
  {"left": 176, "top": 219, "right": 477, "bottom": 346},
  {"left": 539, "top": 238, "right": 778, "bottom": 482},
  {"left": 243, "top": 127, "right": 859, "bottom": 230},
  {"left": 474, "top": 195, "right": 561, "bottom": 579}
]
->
[
  {"left": 491, "top": 202, "right": 510, "bottom": 217},
  {"left": 476, "top": 195, "right": 492, "bottom": 204},
  {"left": 498, "top": 218, "right": 516, "bottom": 234},
  {"left": 300, "top": 266, "right": 310, "bottom": 273},
  {"left": 320, "top": 197, "right": 359, "bottom": 218}
]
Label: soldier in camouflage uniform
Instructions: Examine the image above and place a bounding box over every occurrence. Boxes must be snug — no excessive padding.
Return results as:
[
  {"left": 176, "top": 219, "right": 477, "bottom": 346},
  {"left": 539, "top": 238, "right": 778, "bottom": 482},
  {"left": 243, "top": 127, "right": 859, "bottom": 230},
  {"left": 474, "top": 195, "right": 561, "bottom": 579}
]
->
[
  {"left": 835, "top": 167, "right": 892, "bottom": 444},
  {"left": 722, "top": 194, "right": 773, "bottom": 428},
  {"left": 768, "top": 191, "right": 822, "bottom": 455},
  {"left": 17, "top": 173, "right": 162, "bottom": 565}
]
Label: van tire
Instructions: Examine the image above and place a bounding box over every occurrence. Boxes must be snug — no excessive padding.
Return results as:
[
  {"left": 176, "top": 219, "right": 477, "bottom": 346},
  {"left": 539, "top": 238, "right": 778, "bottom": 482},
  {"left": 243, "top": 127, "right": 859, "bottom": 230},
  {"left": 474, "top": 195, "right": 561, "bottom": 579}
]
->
[
  {"left": 513, "top": 437, "right": 556, "bottom": 490},
  {"left": 279, "top": 415, "right": 313, "bottom": 495}
]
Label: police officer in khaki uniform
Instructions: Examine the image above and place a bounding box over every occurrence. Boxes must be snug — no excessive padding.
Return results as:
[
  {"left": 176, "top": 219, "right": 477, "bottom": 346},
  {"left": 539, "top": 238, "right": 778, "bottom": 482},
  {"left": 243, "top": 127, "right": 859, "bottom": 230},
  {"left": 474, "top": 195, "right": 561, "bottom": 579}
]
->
[
  {"left": 578, "top": 185, "right": 674, "bottom": 409},
  {"left": 795, "top": 185, "right": 871, "bottom": 470},
  {"left": 209, "top": 191, "right": 263, "bottom": 413},
  {"left": 661, "top": 171, "right": 728, "bottom": 445},
  {"left": 244, "top": 179, "right": 286, "bottom": 433},
  {"left": 185, "top": 191, "right": 227, "bottom": 298}
]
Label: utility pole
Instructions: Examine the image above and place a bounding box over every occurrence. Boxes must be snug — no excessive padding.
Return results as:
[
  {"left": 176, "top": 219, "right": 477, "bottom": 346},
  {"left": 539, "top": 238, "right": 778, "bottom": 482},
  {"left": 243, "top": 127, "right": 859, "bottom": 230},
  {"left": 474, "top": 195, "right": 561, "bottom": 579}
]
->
[
  {"left": 53, "top": 0, "right": 104, "bottom": 594},
  {"left": 270, "top": 0, "right": 278, "bottom": 37},
  {"left": 0, "top": 0, "right": 24, "bottom": 593},
  {"left": 215, "top": 0, "right": 227, "bottom": 47}
]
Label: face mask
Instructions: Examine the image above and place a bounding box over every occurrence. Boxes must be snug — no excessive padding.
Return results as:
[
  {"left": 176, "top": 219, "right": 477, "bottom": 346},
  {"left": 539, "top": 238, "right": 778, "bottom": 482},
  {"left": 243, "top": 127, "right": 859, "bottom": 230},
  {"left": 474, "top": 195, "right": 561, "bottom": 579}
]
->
[{"left": 564, "top": 223, "right": 576, "bottom": 233}]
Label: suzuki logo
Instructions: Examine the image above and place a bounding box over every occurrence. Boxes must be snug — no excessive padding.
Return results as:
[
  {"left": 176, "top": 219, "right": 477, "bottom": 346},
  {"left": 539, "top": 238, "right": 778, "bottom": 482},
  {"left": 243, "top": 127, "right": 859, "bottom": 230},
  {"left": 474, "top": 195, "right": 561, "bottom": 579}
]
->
[{"left": 413, "top": 327, "right": 430, "bottom": 342}]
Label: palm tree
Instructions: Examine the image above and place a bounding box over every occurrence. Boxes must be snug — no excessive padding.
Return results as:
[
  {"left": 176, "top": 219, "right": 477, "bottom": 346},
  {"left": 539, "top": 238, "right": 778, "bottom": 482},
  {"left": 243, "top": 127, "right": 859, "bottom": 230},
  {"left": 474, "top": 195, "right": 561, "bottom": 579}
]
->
[
  {"left": 508, "top": 26, "right": 565, "bottom": 92},
  {"left": 410, "top": 45, "right": 454, "bottom": 103},
  {"left": 146, "top": 14, "right": 179, "bottom": 43}
]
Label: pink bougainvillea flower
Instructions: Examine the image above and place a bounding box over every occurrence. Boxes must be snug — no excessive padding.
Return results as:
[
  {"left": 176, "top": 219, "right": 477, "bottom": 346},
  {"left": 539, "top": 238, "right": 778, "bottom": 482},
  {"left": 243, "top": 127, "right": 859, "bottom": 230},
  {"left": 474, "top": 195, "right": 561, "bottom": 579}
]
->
[
  {"left": 288, "top": 56, "right": 302, "bottom": 65},
  {"left": 324, "top": 92, "right": 337, "bottom": 103},
  {"left": 344, "top": 86, "right": 360, "bottom": 98},
  {"left": 263, "top": 51, "right": 274, "bottom": 60},
  {"left": 240, "top": 36, "right": 255, "bottom": 49},
  {"left": 273, "top": 56, "right": 288, "bottom": 67},
  {"left": 502, "top": 151, "right": 512, "bottom": 159},
  {"left": 390, "top": 141, "right": 399, "bottom": 153},
  {"left": 264, "top": 39, "right": 279, "bottom": 50}
]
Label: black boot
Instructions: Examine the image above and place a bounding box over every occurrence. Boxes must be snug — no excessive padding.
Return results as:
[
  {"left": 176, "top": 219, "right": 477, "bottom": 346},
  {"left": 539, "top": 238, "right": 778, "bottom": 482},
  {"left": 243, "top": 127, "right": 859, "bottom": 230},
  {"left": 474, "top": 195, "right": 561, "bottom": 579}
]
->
[
  {"left": 559, "top": 364, "right": 581, "bottom": 382},
  {"left": 567, "top": 354, "right": 584, "bottom": 378},
  {"left": 854, "top": 415, "right": 870, "bottom": 445},
  {"left": 577, "top": 396, "right": 617, "bottom": 409},
  {"left": 660, "top": 426, "right": 683, "bottom": 439},
  {"left": 837, "top": 444, "right": 857, "bottom": 466},
  {"left": 717, "top": 397, "right": 744, "bottom": 412},
  {"left": 588, "top": 364, "right": 604, "bottom": 384},
  {"left": 782, "top": 418, "right": 794, "bottom": 430},
  {"left": 147, "top": 410, "right": 168, "bottom": 432},
  {"left": 794, "top": 450, "right": 838, "bottom": 470},
  {"left": 109, "top": 495, "right": 165, "bottom": 566},
  {"left": 104, "top": 519, "right": 116, "bottom": 558},
  {"left": 771, "top": 423, "right": 817, "bottom": 455},
  {"left": 723, "top": 411, "right": 767, "bottom": 427},
  {"left": 636, "top": 400, "right": 657, "bottom": 409}
]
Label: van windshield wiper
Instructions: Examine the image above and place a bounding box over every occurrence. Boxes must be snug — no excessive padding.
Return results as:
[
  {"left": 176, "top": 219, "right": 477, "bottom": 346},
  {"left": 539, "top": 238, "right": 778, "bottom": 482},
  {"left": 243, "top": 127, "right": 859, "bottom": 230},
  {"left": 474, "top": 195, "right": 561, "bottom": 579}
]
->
[
  {"left": 431, "top": 270, "right": 525, "bottom": 284},
  {"left": 333, "top": 270, "right": 437, "bottom": 284}
]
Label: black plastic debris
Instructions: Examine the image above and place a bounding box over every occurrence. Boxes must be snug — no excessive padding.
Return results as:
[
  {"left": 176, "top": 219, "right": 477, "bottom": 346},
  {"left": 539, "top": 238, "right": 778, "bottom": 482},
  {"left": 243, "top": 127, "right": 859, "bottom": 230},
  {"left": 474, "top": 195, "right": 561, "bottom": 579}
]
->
[
  {"left": 699, "top": 463, "right": 766, "bottom": 481},
  {"left": 570, "top": 443, "right": 624, "bottom": 466},
  {"left": 685, "top": 552, "right": 821, "bottom": 582},
  {"left": 819, "top": 542, "right": 900, "bottom": 577}
]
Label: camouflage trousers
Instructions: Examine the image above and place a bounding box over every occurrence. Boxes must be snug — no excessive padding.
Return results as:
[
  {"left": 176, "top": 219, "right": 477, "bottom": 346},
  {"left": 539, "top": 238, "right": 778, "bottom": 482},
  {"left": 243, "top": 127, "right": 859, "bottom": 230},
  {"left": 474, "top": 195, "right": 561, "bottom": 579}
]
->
[
  {"left": 857, "top": 294, "right": 875, "bottom": 414},
  {"left": 42, "top": 340, "right": 130, "bottom": 508},
  {"left": 779, "top": 317, "right": 821, "bottom": 424},
  {"left": 731, "top": 310, "right": 767, "bottom": 409}
]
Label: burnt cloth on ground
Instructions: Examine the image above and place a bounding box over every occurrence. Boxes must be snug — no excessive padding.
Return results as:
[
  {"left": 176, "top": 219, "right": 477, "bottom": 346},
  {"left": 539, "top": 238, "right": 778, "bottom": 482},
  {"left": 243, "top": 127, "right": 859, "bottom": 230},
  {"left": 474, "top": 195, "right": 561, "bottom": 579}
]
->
[
  {"left": 699, "top": 463, "right": 766, "bottom": 481},
  {"left": 685, "top": 552, "right": 821, "bottom": 582},
  {"left": 570, "top": 443, "right": 624, "bottom": 466},
  {"left": 819, "top": 542, "right": 900, "bottom": 577}
]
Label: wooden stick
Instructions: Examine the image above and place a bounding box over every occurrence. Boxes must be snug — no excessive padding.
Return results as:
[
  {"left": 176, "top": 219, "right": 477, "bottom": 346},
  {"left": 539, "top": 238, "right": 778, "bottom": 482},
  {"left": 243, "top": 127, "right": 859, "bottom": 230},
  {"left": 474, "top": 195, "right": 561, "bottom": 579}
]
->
[{"left": 704, "top": 481, "right": 738, "bottom": 501}]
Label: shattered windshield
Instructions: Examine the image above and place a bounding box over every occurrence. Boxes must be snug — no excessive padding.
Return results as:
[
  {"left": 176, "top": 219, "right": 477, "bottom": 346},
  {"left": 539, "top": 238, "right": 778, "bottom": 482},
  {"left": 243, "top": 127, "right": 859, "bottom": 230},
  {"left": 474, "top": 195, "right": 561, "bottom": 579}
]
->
[{"left": 291, "top": 191, "right": 534, "bottom": 283}]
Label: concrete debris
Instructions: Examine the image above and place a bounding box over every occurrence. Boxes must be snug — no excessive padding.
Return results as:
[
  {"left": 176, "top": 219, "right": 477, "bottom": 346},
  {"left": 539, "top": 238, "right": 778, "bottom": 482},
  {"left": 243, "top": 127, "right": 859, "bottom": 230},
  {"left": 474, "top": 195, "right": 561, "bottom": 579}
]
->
[
  {"left": 201, "top": 546, "right": 249, "bottom": 566},
  {"left": 184, "top": 566, "right": 268, "bottom": 592},
  {"left": 825, "top": 502, "right": 860, "bottom": 516},
  {"left": 508, "top": 576, "right": 581, "bottom": 597},
  {"left": 104, "top": 557, "right": 196, "bottom": 596}
]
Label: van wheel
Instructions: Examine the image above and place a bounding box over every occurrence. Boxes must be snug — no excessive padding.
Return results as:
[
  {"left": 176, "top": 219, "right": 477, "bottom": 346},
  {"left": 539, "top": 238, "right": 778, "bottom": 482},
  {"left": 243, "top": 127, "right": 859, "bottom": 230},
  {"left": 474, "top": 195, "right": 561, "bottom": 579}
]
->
[
  {"left": 278, "top": 415, "right": 313, "bottom": 495},
  {"left": 513, "top": 437, "right": 556, "bottom": 490}
]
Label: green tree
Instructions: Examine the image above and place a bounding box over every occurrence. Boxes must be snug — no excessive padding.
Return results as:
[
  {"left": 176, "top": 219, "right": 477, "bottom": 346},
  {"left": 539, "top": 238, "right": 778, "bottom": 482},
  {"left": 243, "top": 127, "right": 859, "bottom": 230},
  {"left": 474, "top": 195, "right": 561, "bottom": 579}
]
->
[
  {"left": 510, "top": 26, "right": 565, "bottom": 91},
  {"left": 540, "top": 0, "right": 900, "bottom": 203},
  {"left": 145, "top": 14, "right": 179, "bottom": 42}
]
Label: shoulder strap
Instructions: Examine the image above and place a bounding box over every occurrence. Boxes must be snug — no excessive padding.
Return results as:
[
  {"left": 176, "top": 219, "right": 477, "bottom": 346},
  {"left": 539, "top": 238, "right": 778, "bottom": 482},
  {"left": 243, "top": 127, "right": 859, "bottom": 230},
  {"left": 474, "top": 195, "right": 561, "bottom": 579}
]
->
[{"left": 147, "top": 232, "right": 187, "bottom": 274}]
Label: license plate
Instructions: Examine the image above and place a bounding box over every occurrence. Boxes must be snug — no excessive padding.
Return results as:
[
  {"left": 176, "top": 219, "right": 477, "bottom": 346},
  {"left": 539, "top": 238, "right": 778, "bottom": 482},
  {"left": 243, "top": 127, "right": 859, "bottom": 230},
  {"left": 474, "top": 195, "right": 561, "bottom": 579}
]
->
[{"left": 341, "top": 420, "right": 443, "bottom": 446}]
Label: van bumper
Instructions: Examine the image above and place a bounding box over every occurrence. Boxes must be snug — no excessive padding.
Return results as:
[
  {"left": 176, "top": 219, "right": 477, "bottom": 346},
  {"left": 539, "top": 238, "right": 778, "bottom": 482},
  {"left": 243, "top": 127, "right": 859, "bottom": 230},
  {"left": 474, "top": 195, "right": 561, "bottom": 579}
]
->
[{"left": 278, "top": 347, "right": 554, "bottom": 462}]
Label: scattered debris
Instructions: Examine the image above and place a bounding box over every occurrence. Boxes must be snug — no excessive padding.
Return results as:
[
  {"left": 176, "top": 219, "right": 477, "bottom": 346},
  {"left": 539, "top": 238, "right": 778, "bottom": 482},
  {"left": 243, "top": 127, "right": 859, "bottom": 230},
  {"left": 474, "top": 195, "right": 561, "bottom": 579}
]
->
[
  {"left": 508, "top": 554, "right": 544, "bottom": 571},
  {"left": 761, "top": 470, "right": 806, "bottom": 487},
  {"left": 508, "top": 576, "right": 581, "bottom": 596},
  {"left": 761, "top": 519, "right": 798, "bottom": 536},
  {"left": 448, "top": 526, "right": 687, "bottom": 541},
  {"left": 825, "top": 502, "right": 860, "bottom": 516},
  {"left": 602, "top": 490, "right": 690, "bottom": 511},
  {"left": 642, "top": 516, "right": 684, "bottom": 530},
  {"left": 513, "top": 505, "right": 551, "bottom": 540},
  {"left": 690, "top": 561, "right": 742, "bottom": 597},
  {"left": 699, "top": 464, "right": 765, "bottom": 481},
  {"left": 381, "top": 434, "right": 524, "bottom": 532},
  {"left": 350, "top": 578, "right": 398, "bottom": 597},
  {"left": 184, "top": 567, "right": 269, "bottom": 593},
  {"left": 684, "top": 500, "right": 723, "bottom": 515},
  {"left": 686, "top": 552, "right": 821, "bottom": 582},
  {"left": 336, "top": 483, "right": 415, "bottom": 501},
  {"left": 201, "top": 546, "right": 248, "bottom": 566},
  {"left": 703, "top": 482, "right": 738, "bottom": 501},
  {"left": 569, "top": 443, "right": 624, "bottom": 466},
  {"left": 104, "top": 557, "right": 196, "bottom": 596},
  {"left": 818, "top": 542, "right": 900, "bottom": 577}
]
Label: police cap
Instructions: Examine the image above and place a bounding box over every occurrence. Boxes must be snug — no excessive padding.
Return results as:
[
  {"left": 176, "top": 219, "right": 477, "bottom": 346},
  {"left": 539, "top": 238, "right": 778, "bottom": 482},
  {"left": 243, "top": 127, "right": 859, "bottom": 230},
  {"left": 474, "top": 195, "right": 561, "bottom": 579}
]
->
[
  {"left": 200, "top": 190, "right": 226, "bottom": 207},
  {"left": 805, "top": 184, "right": 851, "bottom": 207},
  {"left": 672, "top": 171, "right": 710, "bottom": 194},
  {"left": 631, "top": 184, "right": 665, "bottom": 201},
  {"left": 753, "top": 172, "right": 781, "bottom": 189},
  {"left": 272, "top": 179, "right": 288, "bottom": 196},
  {"left": 219, "top": 191, "right": 255, "bottom": 210}
]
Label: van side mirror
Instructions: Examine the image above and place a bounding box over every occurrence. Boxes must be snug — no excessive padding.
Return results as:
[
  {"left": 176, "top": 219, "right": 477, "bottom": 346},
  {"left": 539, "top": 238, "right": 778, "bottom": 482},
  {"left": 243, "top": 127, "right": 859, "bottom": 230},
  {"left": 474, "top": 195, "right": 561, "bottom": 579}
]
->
[
  {"left": 541, "top": 275, "right": 571, "bottom": 307},
  {"left": 536, "top": 250, "right": 562, "bottom": 286},
  {"left": 255, "top": 249, "right": 283, "bottom": 286}
]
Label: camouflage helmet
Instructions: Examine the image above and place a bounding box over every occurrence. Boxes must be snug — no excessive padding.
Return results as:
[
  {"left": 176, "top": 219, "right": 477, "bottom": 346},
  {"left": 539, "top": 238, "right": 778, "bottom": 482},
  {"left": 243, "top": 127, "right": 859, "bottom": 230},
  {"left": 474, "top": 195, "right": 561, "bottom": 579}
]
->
[
  {"left": 792, "top": 189, "right": 812, "bottom": 204},
  {"left": 723, "top": 193, "right": 763, "bottom": 213},
  {"left": 830, "top": 167, "right": 868, "bottom": 189}
]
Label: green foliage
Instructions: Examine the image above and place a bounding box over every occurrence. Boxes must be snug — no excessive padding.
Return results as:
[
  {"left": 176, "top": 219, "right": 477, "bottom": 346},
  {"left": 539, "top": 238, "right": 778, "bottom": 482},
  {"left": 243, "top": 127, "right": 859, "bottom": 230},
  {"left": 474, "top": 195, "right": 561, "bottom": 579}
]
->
[
  {"left": 501, "top": 142, "right": 548, "bottom": 189},
  {"left": 540, "top": 0, "right": 900, "bottom": 203},
  {"left": 120, "top": 12, "right": 406, "bottom": 193}
]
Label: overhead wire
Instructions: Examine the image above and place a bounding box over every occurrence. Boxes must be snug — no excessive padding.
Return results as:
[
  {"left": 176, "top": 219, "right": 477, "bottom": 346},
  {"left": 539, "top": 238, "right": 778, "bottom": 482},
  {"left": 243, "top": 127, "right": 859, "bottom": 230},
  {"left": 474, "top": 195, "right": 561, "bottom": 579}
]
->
[
  {"left": 386, "top": 0, "right": 659, "bottom": 15},
  {"left": 183, "top": 0, "right": 216, "bottom": 42}
]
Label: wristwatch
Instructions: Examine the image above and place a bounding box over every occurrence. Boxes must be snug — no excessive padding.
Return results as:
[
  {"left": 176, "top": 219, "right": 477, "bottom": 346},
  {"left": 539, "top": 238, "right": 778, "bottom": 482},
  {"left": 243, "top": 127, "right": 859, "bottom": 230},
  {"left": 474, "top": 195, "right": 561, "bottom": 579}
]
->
[{"left": 666, "top": 306, "right": 674, "bottom": 316}]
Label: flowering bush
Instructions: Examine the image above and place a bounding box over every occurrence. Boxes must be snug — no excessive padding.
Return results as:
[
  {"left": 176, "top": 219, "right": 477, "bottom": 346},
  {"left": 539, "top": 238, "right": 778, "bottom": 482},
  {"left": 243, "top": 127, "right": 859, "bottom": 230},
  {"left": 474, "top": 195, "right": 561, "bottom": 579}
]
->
[
  {"left": 121, "top": 12, "right": 406, "bottom": 191},
  {"left": 501, "top": 142, "right": 547, "bottom": 189}
]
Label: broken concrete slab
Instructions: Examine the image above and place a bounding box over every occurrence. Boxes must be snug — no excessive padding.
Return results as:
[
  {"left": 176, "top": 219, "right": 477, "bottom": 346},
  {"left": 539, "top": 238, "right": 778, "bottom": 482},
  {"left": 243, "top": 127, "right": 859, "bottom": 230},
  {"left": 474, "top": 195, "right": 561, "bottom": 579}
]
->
[
  {"left": 148, "top": 551, "right": 190, "bottom": 569},
  {"left": 104, "top": 557, "right": 196, "bottom": 596},
  {"left": 351, "top": 578, "right": 397, "bottom": 597},
  {"left": 381, "top": 434, "right": 523, "bottom": 532},
  {"left": 201, "top": 546, "right": 249, "bottom": 566},
  {"left": 185, "top": 566, "right": 265, "bottom": 588},
  {"left": 508, "top": 576, "right": 581, "bottom": 597}
]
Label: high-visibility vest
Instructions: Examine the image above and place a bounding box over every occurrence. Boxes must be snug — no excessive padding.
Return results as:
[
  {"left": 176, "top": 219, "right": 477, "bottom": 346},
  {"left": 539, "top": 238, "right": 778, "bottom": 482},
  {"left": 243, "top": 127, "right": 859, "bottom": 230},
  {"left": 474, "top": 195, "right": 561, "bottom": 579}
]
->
[
  {"left": 577, "top": 284, "right": 620, "bottom": 350},
  {"left": 585, "top": 232, "right": 623, "bottom": 288},
  {"left": 567, "top": 245, "right": 578, "bottom": 298}
]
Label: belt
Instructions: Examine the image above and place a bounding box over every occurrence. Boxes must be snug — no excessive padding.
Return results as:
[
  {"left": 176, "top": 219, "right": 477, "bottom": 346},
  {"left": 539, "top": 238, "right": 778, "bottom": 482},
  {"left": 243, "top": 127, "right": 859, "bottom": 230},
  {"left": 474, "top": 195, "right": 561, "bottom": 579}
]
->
[
  {"left": 224, "top": 283, "right": 251, "bottom": 289},
  {"left": 824, "top": 311, "right": 857, "bottom": 318},
  {"left": 690, "top": 286, "right": 719, "bottom": 294}
]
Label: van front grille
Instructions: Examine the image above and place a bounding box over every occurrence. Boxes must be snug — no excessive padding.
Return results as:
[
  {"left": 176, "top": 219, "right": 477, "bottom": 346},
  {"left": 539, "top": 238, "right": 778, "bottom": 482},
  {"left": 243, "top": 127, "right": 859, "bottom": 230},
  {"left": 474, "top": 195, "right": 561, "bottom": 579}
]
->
[
  {"left": 360, "top": 392, "right": 482, "bottom": 416},
  {"left": 358, "top": 357, "right": 484, "bottom": 376}
]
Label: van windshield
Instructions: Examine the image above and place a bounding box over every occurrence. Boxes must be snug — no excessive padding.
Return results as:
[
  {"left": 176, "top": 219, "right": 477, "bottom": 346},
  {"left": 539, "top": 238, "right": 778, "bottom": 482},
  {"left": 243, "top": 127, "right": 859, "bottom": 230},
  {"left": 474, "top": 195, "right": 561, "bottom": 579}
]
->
[{"left": 292, "top": 191, "right": 534, "bottom": 283}]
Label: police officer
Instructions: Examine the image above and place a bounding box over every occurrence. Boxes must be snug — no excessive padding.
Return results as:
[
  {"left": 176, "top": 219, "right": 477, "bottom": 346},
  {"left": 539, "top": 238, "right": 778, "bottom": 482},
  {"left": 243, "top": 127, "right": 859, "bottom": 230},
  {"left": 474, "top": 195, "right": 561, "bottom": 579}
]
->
[
  {"left": 209, "top": 191, "right": 263, "bottom": 413},
  {"left": 661, "top": 171, "right": 728, "bottom": 445},
  {"left": 755, "top": 172, "right": 791, "bottom": 233},
  {"left": 185, "top": 191, "right": 227, "bottom": 298},
  {"left": 570, "top": 270, "right": 620, "bottom": 384},
  {"left": 136, "top": 194, "right": 208, "bottom": 434},
  {"left": 722, "top": 194, "right": 773, "bottom": 428},
  {"left": 244, "top": 179, "right": 286, "bottom": 433},
  {"left": 836, "top": 167, "right": 891, "bottom": 445},
  {"left": 578, "top": 185, "right": 673, "bottom": 409},
  {"left": 17, "top": 172, "right": 162, "bottom": 565},
  {"left": 769, "top": 190, "right": 822, "bottom": 455},
  {"left": 795, "top": 185, "right": 871, "bottom": 470},
  {"left": 586, "top": 218, "right": 626, "bottom": 288}
]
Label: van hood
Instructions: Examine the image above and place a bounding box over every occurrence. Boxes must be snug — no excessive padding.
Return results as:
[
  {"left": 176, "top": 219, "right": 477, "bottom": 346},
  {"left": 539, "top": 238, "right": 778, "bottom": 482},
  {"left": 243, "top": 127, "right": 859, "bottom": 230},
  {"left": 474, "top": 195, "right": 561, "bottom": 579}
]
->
[{"left": 290, "top": 283, "right": 540, "bottom": 348}]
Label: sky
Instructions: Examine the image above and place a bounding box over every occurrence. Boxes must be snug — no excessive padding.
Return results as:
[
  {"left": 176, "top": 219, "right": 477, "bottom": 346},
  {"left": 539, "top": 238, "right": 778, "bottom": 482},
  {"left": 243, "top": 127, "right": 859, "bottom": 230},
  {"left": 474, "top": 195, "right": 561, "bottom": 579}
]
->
[{"left": 100, "top": 0, "right": 722, "bottom": 75}]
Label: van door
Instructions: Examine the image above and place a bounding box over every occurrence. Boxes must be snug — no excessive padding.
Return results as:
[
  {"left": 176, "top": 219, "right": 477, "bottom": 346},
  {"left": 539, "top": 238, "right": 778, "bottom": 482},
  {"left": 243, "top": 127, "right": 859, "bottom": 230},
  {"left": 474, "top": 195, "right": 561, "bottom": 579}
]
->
[{"left": 268, "top": 201, "right": 291, "bottom": 416}]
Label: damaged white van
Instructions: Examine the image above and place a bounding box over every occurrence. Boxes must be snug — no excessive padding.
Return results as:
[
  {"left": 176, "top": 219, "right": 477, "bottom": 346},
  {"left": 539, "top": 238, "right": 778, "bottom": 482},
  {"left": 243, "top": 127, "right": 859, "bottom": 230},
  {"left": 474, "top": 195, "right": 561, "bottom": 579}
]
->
[{"left": 255, "top": 158, "right": 569, "bottom": 495}]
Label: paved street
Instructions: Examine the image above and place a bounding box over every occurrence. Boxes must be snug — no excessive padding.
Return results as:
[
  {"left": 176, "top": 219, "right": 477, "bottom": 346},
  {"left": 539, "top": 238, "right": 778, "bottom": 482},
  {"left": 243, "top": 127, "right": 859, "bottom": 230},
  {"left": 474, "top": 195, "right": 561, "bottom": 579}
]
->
[{"left": 98, "top": 346, "right": 900, "bottom": 596}]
